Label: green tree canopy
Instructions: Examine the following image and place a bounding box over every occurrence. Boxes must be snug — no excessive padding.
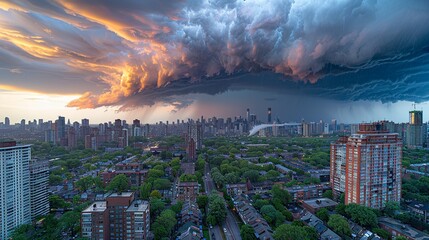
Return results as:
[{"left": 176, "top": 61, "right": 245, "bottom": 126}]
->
[
  {"left": 207, "top": 193, "right": 227, "bottom": 225},
  {"left": 150, "top": 190, "right": 162, "bottom": 199},
  {"left": 316, "top": 208, "right": 330, "bottom": 222},
  {"left": 273, "top": 224, "right": 317, "bottom": 240},
  {"left": 327, "top": 214, "right": 351, "bottom": 237},
  {"left": 152, "top": 209, "right": 177, "bottom": 239},
  {"left": 240, "top": 224, "right": 257, "bottom": 240},
  {"left": 197, "top": 195, "right": 209, "bottom": 210},
  {"left": 107, "top": 174, "right": 130, "bottom": 192},
  {"left": 344, "top": 204, "right": 378, "bottom": 228},
  {"left": 271, "top": 184, "right": 292, "bottom": 205}
]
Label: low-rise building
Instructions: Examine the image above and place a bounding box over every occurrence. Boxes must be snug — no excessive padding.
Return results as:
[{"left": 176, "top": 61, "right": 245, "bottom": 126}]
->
[
  {"left": 226, "top": 183, "right": 249, "bottom": 196},
  {"left": 275, "top": 164, "right": 296, "bottom": 174},
  {"left": 177, "top": 200, "right": 203, "bottom": 240},
  {"left": 177, "top": 182, "right": 199, "bottom": 202},
  {"left": 180, "top": 201, "right": 202, "bottom": 226},
  {"left": 101, "top": 169, "right": 148, "bottom": 188},
  {"left": 378, "top": 217, "right": 429, "bottom": 240},
  {"left": 300, "top": 211, "right": 341, "bottom": 240},
  {"left": 406, "top": 201, "right": 429, "bottom": 224},
  {"left": 233, "top": 195, "right": 273, "bottom": 240},
  {"left": 286, "top": 183, "right": 330, "bottom": 202},
  {"left": 301, "top": 198, "right": 338, "bottom": 214}
]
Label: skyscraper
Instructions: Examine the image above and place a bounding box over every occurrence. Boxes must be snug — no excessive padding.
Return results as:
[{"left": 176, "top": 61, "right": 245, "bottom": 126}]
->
[
  {"left": 57, "top": 116, "right": 66, "bottom": 143},
  {"left": 267, "top": 107, "right": 272, "bottom": 123},
  {"left": 407, "top": 110, "right": 424, "bottom": 148},
  {"left": 0, "top": 141, "right": 31, "bottom": 239},
  {"left": 331, "top": 122, "right": 402, "bottom": 209},
  {"left": 4, "top": 117, "right": 10, "bottom": 126},
  {"left": 246, "top": 108, "right": 250, "bottom": 122},
  {"left": 82, "top": 118, "right": 90, "bottom": 127}
]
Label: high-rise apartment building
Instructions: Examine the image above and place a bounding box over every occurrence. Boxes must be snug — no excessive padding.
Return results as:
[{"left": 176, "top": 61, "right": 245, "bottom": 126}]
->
[
  {"left": 330, "top": 136, "right": 347, "bottom": 197},
  {"left": 29, "top": 159, "right": 50, "bottom": 220},
  {"left": 330, "top": 122, "right": 402, "bottom": 209},
  {"left": 0, "top": 141, "right": 31, "bottom": 239},
  {"left": 187, "top": 123, "right": 203, "bottom": 150},
  {"left": 81, "top": 193, "right": 150, "bottom": 240},
  {"left": 407, "top": 110, "right": 424, "bottom": 148}
]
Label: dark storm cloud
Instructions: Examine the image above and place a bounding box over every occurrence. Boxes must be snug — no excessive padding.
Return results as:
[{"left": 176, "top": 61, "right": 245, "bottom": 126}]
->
[{"left": 1, "top": 0, "right": 429, "bottom": 109}]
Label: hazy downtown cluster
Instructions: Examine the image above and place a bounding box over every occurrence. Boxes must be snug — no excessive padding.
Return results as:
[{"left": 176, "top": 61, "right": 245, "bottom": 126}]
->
[{"left": 1, "top": 0, "right": 429, "bottom": 110}]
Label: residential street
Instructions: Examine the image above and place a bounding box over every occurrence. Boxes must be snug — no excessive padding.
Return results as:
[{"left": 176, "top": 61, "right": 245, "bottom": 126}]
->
[{"left": 204, "top": 163, "right": 241, "bottom": 240}]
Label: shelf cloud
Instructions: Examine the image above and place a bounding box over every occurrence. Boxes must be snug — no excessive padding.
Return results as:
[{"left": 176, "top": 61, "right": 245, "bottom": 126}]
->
[{"left": 1, "top": 0, "right": 429, "bottom": 111}]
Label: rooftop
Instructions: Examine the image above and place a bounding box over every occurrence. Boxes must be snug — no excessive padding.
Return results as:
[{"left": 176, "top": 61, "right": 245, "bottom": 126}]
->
[
  {"left": 379, "top": 217, "right": 429, "bottom": 240},
  {"left": 126, "top": 200, "right": 149, "bottom": 212},
  {"left": 407, "top": 201, "right": 429, "bottom": 211},
  {"left": 108, "top": 192, "right": 134, "bottom": 197},
  {"left": 303, "top": 198, "right": 338, "bottom": 209},
  {"left": 82, "top": 201, "right": 107, "bottom": 213}
]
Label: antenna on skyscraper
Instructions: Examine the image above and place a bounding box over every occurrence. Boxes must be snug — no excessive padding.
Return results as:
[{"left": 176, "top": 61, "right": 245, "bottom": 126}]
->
[{"left": 412, "top": 103, "right": 416, "bottom": 110}]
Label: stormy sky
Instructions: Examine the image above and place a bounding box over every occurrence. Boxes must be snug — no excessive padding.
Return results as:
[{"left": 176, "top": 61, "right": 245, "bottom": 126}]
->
[{"left": 1, "top": 0, "right": 429, "bottom": 123}]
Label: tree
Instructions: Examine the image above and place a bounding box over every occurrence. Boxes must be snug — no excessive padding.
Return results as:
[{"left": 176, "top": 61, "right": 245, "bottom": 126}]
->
[
  {"left": 170, "top": 201, "right": 183, "bottom": 214},
  {"left": 254, "top": 199, "right": 270, "bottom": 210},
  {"left": 153, "top": 178, "right": 171, "bottom": 190},
  {"left": 150, "top": 198, "right": 165, "bottom": 219},
  {"left": 266, "top": 170, "right": 280, "bottom": 179},
  {"left": 49, "top": 174, "right": 63, "bottom": 185},
  {"left": 372, "top": 228, "right": 390, "bottom": 240},
  {"left": 75, "top": 176, "right": 94, "bottom": 192},
  {"left": 344, "top": 204, "right": 378, "bottom": 228},
  {"left": 322, "top": 190, "right": 333, "bottom": 199},
  {"left": 180, "top": 174, "right": 197, "bottom": 182},
  {"left": 49, "top": 195, "right": 69, "bottom": 209},
  {"left": 10, "top": 224, "right": 34, "bottom": 240},
  {"left": 197, "top": 195, "right": 209, "bottom": 210},
  {"left": 395, "top": 236, "right": 407, "bottom": 240},
  {"left": 260, "top": 204, "right": 278, "bottom": 222},
  {"left": 107, "top": 174, "right": 129, "bottom": 192},
  {"left": 240, "top": 224, "right": 257, "bottom": 240},
  {"left": 152, "top": 209, "right": 177, "bottom": 239},
  {"left": 271, "top": 185, "right": 292, "bottom": 205},
  {"left": 272, "top": 198, "right": 293, "bottom": 221},
  {"left": 150, "top": 190, "right": 162, "bottom": 199},
  {"left": 383, "top": 201, "right": 400, "bottom": 217},
  {"left": 273, "top": 224, "right": 317, "bottom": 240},
  {"left": 243, "top": 170, "right": 260, "bottom": 182},
  {"left": 327, "top": 214, "right": 351, "bottom": 237},
  {"left": 140, "top": 182, "right": 152, "bottom": 200},
  {"left": 316, "top": 208, "right": 330, "bottom": 222},
  {"left": 207, "top": 193, "right": 227, "bottom": 225},
  {"left": 58, "top": 211, "right": 81, "bottom": 235}
]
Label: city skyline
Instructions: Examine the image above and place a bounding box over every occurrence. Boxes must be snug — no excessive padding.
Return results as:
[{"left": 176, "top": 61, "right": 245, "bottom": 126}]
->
[{"left": 1, "top": 1, "right": 429, "bottom": 123}]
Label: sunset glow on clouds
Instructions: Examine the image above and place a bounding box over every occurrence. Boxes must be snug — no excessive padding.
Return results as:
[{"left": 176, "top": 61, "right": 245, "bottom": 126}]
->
[{"left": 1, "top": 0, "right": 429, "bottom": 122}]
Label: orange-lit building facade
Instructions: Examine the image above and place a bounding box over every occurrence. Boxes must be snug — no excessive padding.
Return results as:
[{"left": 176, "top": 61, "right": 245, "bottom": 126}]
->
[{"left": 331, "top": 122, "right": 402, "bottom": 209}]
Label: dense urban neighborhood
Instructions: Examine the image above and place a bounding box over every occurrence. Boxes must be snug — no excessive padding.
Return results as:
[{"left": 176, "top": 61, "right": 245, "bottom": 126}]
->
[{"left": 1, "top": 113, "right": 429, "bottom": 240}]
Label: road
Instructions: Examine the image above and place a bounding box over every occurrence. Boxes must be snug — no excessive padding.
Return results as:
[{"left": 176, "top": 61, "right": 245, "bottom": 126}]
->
[
  {"left": 204, "top": 163, "right": 241, "bottom": 240},
  {"left": 204, "top": 163, "right": 224, "bottom": 240}
]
